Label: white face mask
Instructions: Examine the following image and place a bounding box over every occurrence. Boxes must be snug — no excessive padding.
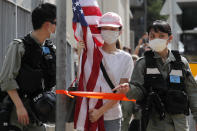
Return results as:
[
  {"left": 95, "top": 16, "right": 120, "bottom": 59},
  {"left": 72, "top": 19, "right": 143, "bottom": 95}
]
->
[
  {"left": 101, "top": 30, "right": 120, "bottom": 44},
  {"left": 50, "top": 32, "right": 56, "bottom": 40},
  {"left": 149, "top": 38, "right": 168, "bottom": 52},
  {"left": 48, "top": 24, "right": 56, "bottom": 40}
]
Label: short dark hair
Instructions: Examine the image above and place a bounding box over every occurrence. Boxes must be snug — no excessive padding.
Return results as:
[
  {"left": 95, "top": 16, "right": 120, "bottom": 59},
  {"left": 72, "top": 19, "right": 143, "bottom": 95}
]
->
[
  {"left": 148, "top": 20, "right": 171, "bottom": 36},
  {"left": 32, "top": 3, "right": 56, "bottom": 30}
]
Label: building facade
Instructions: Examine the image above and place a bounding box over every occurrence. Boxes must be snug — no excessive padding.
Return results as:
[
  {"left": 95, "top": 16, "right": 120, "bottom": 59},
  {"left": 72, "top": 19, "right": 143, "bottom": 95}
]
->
[
  {"left": 0, "top": 0, "right": 32, "bottom": 71},
  {"left": 177, "top": 0, "right": 197, "bottom": 62},
  {"left": 130, "top": 0, "right": 146, "bottom": 47}
]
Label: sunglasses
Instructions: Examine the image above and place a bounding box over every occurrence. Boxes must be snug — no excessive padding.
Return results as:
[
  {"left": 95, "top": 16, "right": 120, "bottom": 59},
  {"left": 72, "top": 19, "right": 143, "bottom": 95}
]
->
[{"left": 50, "top": 21, "right": 56, "bottom": 25}]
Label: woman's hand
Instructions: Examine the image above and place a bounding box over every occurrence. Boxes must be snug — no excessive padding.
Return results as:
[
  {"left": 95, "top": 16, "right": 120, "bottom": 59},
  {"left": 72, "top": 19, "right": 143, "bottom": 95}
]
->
[
  {"left": 89, "top": 108, "right": 103, "bottom": 123},
  {"left": 16, "top": 105, "right": 29, "bottom": 125},
  {"left": 77, "top": 40, "right": 86, "bottom": 50}
]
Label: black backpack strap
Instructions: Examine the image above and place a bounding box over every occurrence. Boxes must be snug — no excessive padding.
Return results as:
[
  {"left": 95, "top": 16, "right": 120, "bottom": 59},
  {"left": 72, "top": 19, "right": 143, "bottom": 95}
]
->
[
  {"left": 171, "top": 50, "right": 185, "bottom": 71},
  {"left": 100, "top": 61, "right": 116, "bottom": 93},
  {"left": 169, "top": 50, "right": 186, "bottom": 91},
  {"left": 171, "top": 50, "right": 181, "bottom": 62}
]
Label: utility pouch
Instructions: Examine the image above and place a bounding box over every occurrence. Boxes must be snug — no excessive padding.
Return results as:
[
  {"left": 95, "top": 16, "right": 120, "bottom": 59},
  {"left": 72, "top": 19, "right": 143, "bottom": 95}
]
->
[
  {"left": 0, "top": 96, "right": 21, "bottom": 131},
  {"left": 165, "top": 90, "right": 189, "bottom": 115},
  {"left": 31, "top": 91, "right": 56, "bottom": 123},
  {"left": 138, "top": 93, "right": 154, "bottom": 131},
  {"left": 0, "top": 96, "right": 13, "bottom": 126},
  {"left": 151, "top": 92, "right": 165, "bottom": 120}
]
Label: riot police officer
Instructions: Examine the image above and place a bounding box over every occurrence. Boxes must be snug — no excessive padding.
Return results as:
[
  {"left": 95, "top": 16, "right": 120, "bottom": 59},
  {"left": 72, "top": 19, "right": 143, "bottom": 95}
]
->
[
  {"left": 114, "top": 20, "right": 197, "bottom": 131},
  {"left": 0, "top": 3, "right": 56, "bottom": 131}
]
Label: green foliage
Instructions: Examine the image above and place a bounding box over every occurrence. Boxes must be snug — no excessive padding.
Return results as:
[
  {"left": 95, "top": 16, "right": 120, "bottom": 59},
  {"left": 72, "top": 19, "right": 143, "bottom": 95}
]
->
[{"left": 147, "top": 0, "right": 167, "bottom": 27}]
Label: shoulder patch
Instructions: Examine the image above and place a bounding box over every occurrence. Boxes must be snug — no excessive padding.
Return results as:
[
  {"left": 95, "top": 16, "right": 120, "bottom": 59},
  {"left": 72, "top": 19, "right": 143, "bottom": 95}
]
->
[
  {"left": 13, "top": 39, "right": 23, "bottom": 44},
  {"left": 136, "top": 56, "right": 144, "bottom": 62},
  {"left": 180, "top": 56, "right": 188, "bottom": 66}
]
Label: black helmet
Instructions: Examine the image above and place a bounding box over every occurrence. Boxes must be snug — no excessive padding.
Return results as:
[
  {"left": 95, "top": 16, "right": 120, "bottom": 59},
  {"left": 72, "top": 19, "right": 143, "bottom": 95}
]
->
[{"left": 32, "top": 91, "right": 56, "bottom": 123}]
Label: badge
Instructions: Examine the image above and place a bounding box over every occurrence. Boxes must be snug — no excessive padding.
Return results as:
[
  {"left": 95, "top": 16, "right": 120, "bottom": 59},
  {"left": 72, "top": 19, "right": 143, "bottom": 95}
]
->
[
  {"left": 170, "top": 75, "right": 180, "bottom": 83},
  {"left": 42, "top": 47, "right": 50, "bottom": 54}
]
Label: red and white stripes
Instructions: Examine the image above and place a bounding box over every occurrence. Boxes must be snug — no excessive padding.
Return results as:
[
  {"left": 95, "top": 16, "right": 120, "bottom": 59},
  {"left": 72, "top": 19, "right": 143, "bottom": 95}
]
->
[{"left": 73, "top": 0, "right": 105, "bottom": 131}]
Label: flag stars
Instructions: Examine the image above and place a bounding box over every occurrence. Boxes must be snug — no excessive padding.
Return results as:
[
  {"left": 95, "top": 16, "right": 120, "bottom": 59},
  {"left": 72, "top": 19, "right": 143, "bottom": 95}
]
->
[
  {"left": 80, "top": 9, "right": 84, "bottom": 14},
  {"left": 75, "top": 1, "right": 80, "bottom": 6},
  {"left": 73, "top": 6, "right": 76, "bottom": 12}
]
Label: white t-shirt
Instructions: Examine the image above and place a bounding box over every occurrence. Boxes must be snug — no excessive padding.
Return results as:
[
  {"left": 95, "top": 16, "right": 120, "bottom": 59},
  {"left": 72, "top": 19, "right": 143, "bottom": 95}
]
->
[{"left": 100, "top": 48, "right": 134, "bottom": 120}]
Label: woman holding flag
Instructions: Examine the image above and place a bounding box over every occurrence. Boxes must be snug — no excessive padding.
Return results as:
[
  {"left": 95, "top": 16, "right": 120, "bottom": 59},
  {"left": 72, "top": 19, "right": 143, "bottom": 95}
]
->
[{"left": 75, "top": 12, "right": 134, "bottom": 131}]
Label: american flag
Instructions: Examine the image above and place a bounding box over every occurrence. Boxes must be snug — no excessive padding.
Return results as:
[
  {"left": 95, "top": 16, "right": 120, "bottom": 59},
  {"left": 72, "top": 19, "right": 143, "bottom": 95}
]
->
[{"left": 72, "top": 0, "right": 105, "bottom": 130}]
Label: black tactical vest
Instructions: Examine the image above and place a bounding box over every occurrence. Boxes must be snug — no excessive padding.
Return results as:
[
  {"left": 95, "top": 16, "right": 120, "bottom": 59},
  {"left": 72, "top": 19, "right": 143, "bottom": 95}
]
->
[
  {"left": 16, "top": 34, "right": 56, "bottom": 98},
  {"left": 41, "top": 40, "right": 56, "bottom": 91},
  {"left": 143, "top": 50, "right": 189, "bottom": 115}
]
